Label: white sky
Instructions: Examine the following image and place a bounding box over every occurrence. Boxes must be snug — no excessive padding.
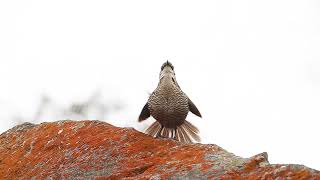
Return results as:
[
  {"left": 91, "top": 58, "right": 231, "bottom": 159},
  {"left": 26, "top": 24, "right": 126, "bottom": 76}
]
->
[{"left": 1, "top": 0, "right": 320, "bottom": 169}]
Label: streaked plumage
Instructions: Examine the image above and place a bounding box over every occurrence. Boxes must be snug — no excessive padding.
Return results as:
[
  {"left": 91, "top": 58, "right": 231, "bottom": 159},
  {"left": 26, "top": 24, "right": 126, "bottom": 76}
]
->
[{"left": 138, "top": 61, "right": 202, "bottom": 143}]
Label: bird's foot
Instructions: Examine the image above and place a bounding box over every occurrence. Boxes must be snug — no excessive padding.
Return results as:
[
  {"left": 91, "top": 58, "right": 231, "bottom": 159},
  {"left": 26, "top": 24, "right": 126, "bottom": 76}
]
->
[
  {"left": 156, "top": 134, "right": 163, "bottom": 138},
  {"left": 173, "top": 136, "right": 179, "bottom": 141}
]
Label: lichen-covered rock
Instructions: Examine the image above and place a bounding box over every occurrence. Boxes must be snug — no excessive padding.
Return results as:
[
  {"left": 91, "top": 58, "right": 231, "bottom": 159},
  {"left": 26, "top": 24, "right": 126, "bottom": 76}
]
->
[{"left": 0, "top": 120, "right": 319, "bottom": 179}]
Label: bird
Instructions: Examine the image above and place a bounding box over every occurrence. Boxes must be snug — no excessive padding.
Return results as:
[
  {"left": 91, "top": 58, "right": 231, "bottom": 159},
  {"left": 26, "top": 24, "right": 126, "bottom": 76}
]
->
[{"left": 138, "top": 61, "right": 202, "bottom": 143}]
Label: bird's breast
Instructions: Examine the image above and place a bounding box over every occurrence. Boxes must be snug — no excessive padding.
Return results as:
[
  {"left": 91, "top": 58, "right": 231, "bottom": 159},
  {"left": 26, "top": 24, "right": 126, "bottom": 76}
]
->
[{"left": 148, "top": 86, "right": 188, "bottom": 128}]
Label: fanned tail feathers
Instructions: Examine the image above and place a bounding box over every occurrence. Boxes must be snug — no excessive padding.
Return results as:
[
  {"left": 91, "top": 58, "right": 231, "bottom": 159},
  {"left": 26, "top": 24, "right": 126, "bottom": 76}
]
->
[
  {"left": 145, "top": 121, "right": 161, "bottom": 137},
  {"left": 145, "top": 120, "right": 200, "bottom": 143}
]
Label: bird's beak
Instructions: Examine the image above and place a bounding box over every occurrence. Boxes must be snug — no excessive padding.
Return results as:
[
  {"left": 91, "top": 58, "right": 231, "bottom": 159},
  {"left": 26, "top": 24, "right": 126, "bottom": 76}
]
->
[{"left": 164, "top": 61, "right": 173, "bottom": 69}]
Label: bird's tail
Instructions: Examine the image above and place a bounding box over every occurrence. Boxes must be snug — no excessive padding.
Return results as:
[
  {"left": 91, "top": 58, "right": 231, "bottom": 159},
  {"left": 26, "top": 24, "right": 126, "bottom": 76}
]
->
[{"left": 145, "top": 120, "right": 200, "bottom": 143}]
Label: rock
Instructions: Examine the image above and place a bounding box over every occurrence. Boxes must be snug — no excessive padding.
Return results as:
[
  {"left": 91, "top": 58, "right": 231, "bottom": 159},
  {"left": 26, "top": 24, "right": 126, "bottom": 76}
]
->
[{"left": 0, "top": 120, "right": 319, "bottom": 179}]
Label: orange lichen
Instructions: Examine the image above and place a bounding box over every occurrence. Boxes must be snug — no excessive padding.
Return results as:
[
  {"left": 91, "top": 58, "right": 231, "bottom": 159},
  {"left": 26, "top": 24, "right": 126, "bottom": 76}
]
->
[{"left": 0, "top": 120, "right": 319, "bottom": 179}]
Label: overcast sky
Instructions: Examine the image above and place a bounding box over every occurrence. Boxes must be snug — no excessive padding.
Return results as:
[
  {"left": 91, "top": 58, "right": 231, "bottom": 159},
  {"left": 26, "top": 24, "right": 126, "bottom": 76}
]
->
[{"left": 1, "top": 0, "right": 320, "bottom": 169}]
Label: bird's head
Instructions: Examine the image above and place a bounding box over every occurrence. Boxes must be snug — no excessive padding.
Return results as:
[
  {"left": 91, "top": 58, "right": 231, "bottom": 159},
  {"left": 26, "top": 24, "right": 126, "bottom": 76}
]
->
[
  {"left": 159, "top": 60, "right": 175, "bottom": 79},
  {"left": 159, "top": 61, "right": 180, "bottom": 87}
]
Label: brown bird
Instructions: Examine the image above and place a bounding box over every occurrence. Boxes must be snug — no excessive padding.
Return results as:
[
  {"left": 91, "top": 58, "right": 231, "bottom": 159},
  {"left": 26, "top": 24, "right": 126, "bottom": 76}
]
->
[{"left": 138, "top": 61, "right": 202, "bottom": 143}]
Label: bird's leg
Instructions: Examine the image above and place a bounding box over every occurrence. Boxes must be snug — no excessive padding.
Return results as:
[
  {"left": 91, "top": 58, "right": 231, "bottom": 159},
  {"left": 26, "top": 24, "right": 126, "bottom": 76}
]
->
[
  {"left": 156, "top": 125, "right": 164, "bottom": 138},
  {"left": 173, "top": 128, "right": 178, "bottom": 141}
]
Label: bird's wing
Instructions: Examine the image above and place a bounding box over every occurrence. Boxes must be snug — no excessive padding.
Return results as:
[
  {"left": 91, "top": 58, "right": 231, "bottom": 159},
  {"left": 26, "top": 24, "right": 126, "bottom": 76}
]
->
[
  {"left": 188, "top": 98, "right": 202, "bottom": 118},
  {"left": 138, "top": 103, "right": 150, "bottom": 122}
]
